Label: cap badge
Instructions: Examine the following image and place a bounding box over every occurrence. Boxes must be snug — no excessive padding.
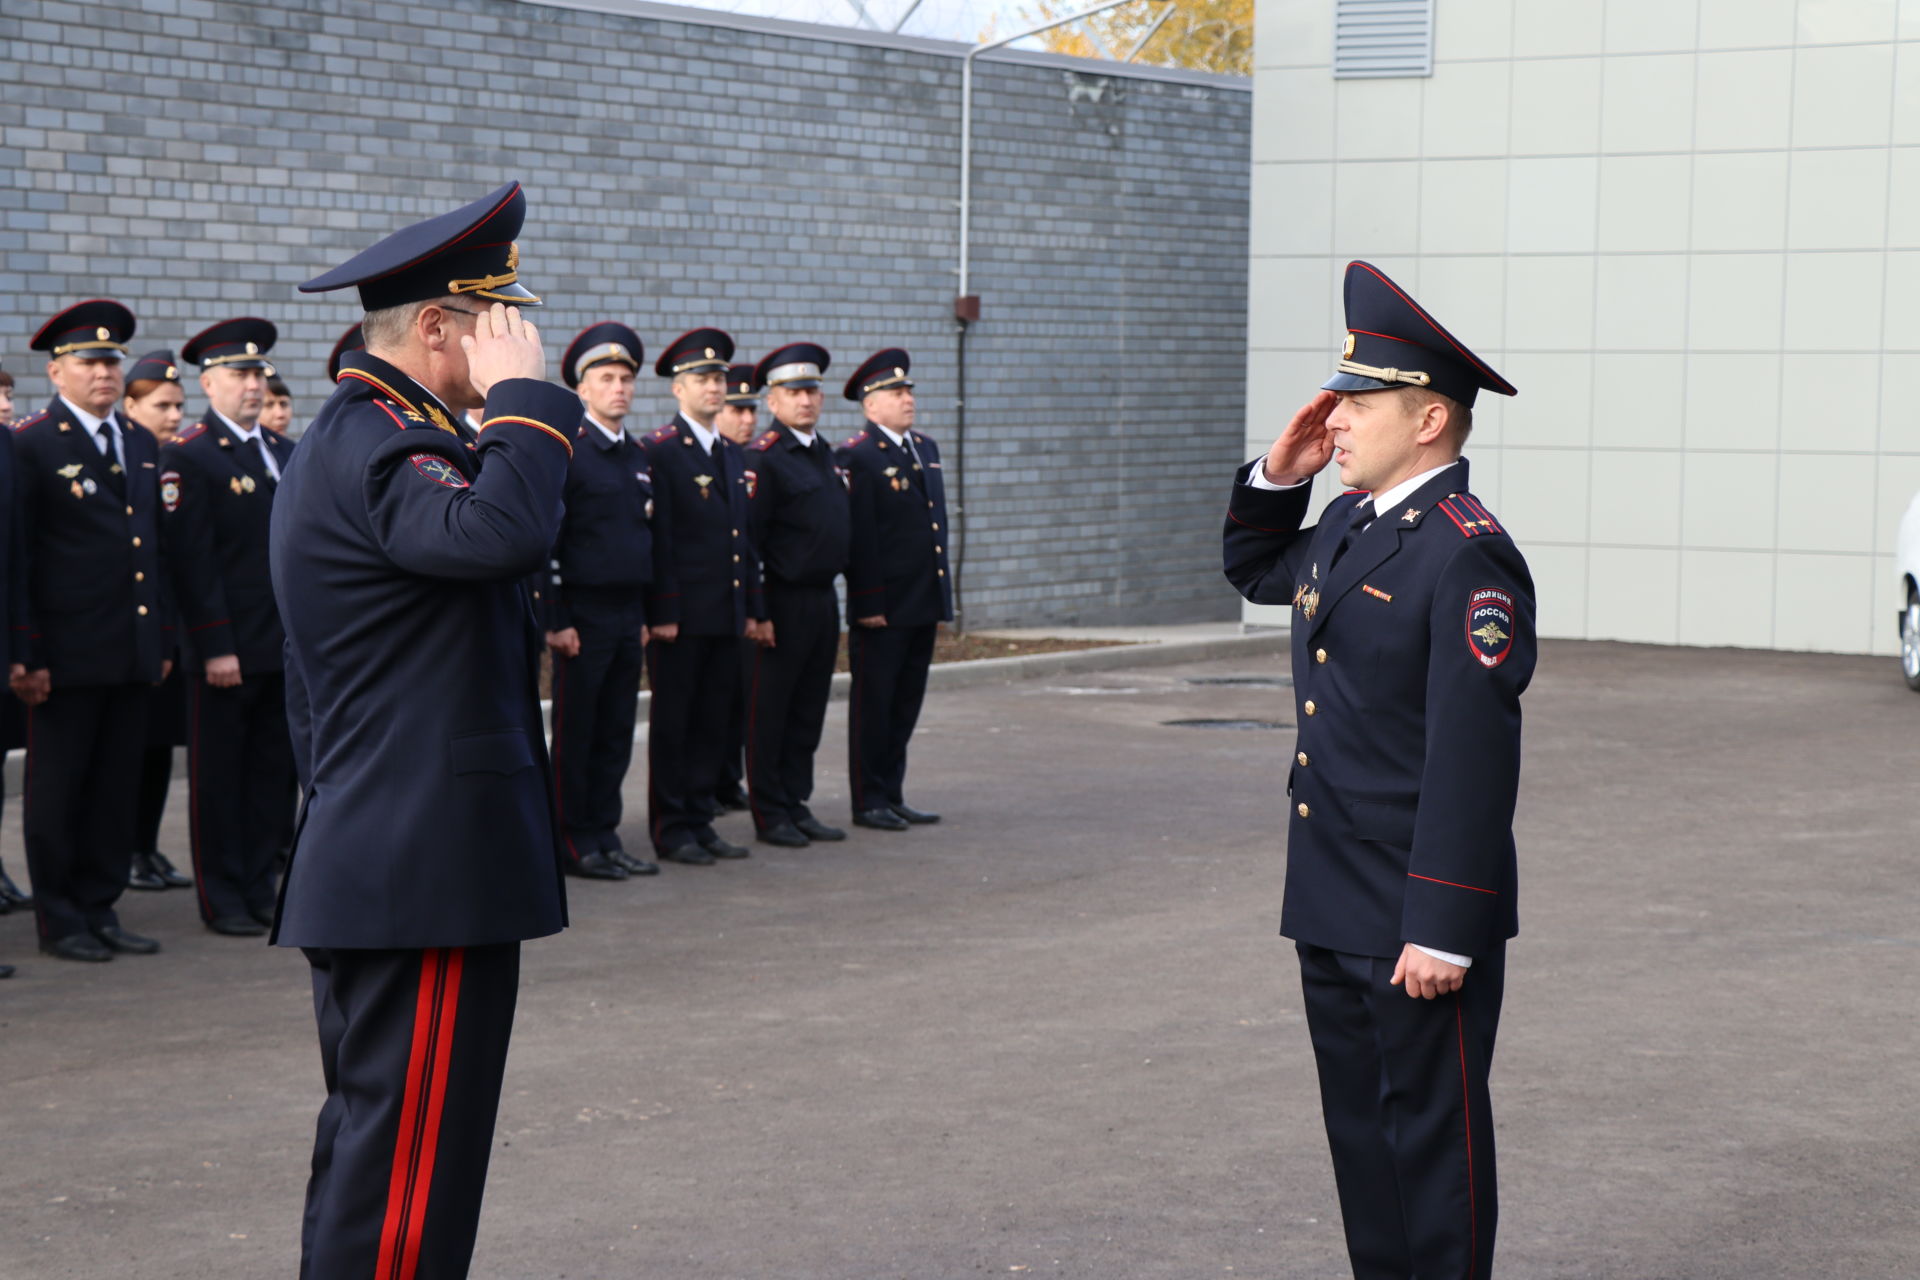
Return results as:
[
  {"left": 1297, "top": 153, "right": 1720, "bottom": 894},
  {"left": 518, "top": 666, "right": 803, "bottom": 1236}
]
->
[
  {"left": 165, "top": 365, "right": 178, "bottom": 379},
  {"left": 704, "top": 347, "right": 716, "bottom": 359},
  {"left": 507, "top": 243, "right": 519, "bottom": 271},
  {"left": 1342, "top": 333, "right": 1356, "bottom": 358},
  {"left": 96, "top": 327, "right": 110, "bottom": 341},
  {"left": 894, "top": 367, "right": 904, "bottom": 378},
  {"left": 245, "top": 342, "right": 258, "bottom": 355}
]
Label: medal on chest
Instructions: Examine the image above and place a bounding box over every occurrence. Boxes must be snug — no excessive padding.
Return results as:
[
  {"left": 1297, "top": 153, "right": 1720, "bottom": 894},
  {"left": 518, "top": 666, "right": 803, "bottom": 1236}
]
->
[{"left": 693, "top": 474, "right": 713, "bottom": 500}]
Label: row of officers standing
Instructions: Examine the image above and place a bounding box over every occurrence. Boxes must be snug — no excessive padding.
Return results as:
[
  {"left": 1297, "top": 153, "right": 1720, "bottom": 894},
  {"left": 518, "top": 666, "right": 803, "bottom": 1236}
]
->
[{"left": 0, "top": 297, "right": 953, "bottom": 973}]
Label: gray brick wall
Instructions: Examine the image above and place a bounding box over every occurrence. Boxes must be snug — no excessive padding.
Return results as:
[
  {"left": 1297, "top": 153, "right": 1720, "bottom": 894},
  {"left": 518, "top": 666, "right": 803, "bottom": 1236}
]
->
[{"left": 0, "top": 0, "right": 1249, "bottom": 628}]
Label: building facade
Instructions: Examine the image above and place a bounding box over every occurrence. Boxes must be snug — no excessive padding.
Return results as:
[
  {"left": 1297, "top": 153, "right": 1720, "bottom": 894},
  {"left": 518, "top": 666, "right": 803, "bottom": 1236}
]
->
[
  {"left": 1, "top": 0, "right": 1251, "bottom": 628},
  {"left": 1249, "top": 0, "right": 1920, "bottom": 654}
]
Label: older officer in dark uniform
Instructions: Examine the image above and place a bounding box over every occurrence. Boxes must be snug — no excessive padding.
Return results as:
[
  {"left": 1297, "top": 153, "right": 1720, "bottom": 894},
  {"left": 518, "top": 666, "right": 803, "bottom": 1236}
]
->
[
  {"left": 546, "top": 322, "right": 654, "bottom": 881},
  {"left": 12, "top": 300, "right": 170, "bottom": 963},
  {"left": 744, "top": 342, "right": 849, "bottom": 848},
  {"left": 1224, "top": 261, "right": 1534, "bottom": 1280},
  {"left": 837, "top": 349, "right": 951, "bottom": 831},
  {"left": 275, "top": 182, "right": 576, "bottom": 1279},
  {"left": 639, "top": 329, "right": 756, "bottom": 866},
  {"left": 163, "top": 317, "right": 298, "bottom": 938}
]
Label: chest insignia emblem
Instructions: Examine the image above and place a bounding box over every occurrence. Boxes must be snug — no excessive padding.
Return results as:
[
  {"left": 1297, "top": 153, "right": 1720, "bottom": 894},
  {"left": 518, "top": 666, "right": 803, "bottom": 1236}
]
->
[
  {"left": 1292, "top": 582, "right": 1320, "bottom": 619},
  {"left": 1311, "top": 562, "right": 1318, "bottom": 581},
  {"left": 423, "top": 403, "right": 455, "bottom": 436},
  {"left": 57, "top": 463, "right": 83, "bottom": 479},
  {"left": 70, "top": 480, "right": 85, "bottom": 499},
  {"left": 1403, "top": 508, "right": 1420, "bottom": 523},
  {"left": 1362, "top": 584, "right": 1392, "bottom": 603},
  {"left": 161, "top": 473, "right": 181, "bottom": 513},
  {"left": 694, "top": 474, "right": 713, "bottom": 499},
  {"left": 743, "top": 469, "right": 758, "bottom": 499}
]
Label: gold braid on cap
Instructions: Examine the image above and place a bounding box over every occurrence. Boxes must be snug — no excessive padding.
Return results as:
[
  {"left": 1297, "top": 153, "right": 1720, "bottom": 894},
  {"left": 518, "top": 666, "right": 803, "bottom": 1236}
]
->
[
  {"left": 51, "top": 339, "right": 128, "bottom": 357},
  {"left": 1335, "top": 358, "right": 1431, "bottom": 388},
  {"left": 448, "top": 243, "right": 536, "bottom": 301}
]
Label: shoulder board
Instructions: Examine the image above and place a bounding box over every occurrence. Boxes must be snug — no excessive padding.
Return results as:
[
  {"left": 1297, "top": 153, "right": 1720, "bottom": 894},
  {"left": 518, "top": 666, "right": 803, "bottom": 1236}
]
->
[
  {"left": 1434, "top": 494, "right": 1505, "bottom": 539},
  {"left": 752, "top": 430, "right": 781, "bottom": 452},
  {"left": 10, "top": 410, "right": 49, "bottom": 433},
  {"left": 842, "top": 435, "right": 865, "bottom": 449},
  {"left": 647, "top": 424, "right": 677, "bottom": 442},
  {"left": 174, "top": 423, "right": 208, "bottom": 444}
]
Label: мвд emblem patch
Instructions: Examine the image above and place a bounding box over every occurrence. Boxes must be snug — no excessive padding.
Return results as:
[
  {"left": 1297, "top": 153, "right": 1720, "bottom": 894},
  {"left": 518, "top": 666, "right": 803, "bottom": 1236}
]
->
[
  {"left": 1466, "top": 587, "right": 1515, "bottom": 669},
  {"left": 409, "top": 453, "right": 469, "bottom": 489}
]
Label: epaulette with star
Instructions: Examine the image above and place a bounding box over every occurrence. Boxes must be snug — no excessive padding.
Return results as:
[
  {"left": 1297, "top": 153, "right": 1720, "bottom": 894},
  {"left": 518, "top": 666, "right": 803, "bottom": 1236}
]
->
[
  {"left": 752, "top": 430, "right": 781, "bottom": 452},
  {"left": 10, "top": 410, "right": 49, "bottom": 434},
  {"left": 842, "top": 434, "right": 864, "bottom": 449},
  {"left": 1434, "top": 494, "right": 1505, "bottom": 538},
  {"left": 173, "top": 423, "right": 208, "bottom": 445},
  {"left": 647, "top": 424, "right": 678, "bottom": 443}
]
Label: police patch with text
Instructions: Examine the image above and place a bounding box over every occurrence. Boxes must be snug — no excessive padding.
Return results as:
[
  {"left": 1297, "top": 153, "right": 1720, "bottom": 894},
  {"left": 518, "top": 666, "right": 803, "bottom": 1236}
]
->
[
  {"left": 1465, "top": 587, "right": 1516, "bottom": 669},
  {"left": 409, "top": 453, "right": 469, "bottom": 489}
]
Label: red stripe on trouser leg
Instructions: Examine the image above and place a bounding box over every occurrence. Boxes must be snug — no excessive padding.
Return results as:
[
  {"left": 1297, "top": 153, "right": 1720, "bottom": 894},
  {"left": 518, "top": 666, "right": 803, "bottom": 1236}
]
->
[
  {"left": 1457, "top": 998, "right": 1477, "bottom": 1280},
  {"left": 376, "top": 948, "right": 465, "bottom": 1280}
]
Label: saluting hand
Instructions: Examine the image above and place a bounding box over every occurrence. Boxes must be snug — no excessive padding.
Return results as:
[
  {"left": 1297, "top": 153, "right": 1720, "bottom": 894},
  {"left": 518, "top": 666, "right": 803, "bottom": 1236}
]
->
[
  {"left": 461, "top": 303, "right": 545, "bottom": 399},
  {"left": 1261, "top": 390, "right": 1338, "bottom": 487}
]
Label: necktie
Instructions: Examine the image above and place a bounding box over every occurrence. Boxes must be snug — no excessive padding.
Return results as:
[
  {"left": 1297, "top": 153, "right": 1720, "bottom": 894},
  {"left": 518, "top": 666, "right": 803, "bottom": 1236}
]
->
[
  {"left": 1328, "top": 499, "right": 1374, "bottom": 572},
  {"left": 254, "top": 436, "right": 278, "bottom": 484},
  {"left": 96, "top": 418, "right": 117, "bottom": 461}
]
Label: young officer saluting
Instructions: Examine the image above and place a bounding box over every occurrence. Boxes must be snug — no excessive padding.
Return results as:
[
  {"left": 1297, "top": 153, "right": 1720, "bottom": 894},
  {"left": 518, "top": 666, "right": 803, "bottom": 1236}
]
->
[
  {"left": 274, "top": 182, "right": 577, "bottom": 1280},
  {"left": 1223, "top": 260, "right": 1535, "bottom": 1280},
  {"left": 546, "top": 322, "right": 654, "bottom": 880},
  {"left": 162, "top": 317, "right": 298, "bottom": 938},
  {"left": 836, "top": 349, "right": 950, "bottom": 831}
]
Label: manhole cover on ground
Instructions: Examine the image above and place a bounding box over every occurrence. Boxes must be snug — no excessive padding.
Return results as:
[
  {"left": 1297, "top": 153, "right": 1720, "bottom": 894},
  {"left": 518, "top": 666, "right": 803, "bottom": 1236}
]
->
[
  {"left": 1186, "top": 676, "right": 1290, "bottom": 687},
  {"left": 1161, "top": 718, "right": 1290, "bottom": 730}
]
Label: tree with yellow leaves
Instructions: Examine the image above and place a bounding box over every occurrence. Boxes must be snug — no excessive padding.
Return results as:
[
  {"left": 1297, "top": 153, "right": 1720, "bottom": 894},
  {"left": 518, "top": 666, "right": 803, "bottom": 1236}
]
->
[{"left": 1015, "top": 0, "right": 1251, "bottom": 76}]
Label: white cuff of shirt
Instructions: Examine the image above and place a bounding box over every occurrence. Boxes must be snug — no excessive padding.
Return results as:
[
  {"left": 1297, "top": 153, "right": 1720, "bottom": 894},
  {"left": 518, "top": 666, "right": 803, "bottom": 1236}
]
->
[
  {"left": 1411, "top": 943, "right": 1472, "bottom": 968},
  {"left": 1244, "top": 457, "right": 1310, "bottom": 492}
]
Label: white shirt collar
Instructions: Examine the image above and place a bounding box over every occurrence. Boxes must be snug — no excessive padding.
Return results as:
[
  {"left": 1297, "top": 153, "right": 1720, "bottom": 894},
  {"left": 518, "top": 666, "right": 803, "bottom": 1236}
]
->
[
  {"left": 872, "top": 422, "right": 907, "bottom": 448},
  {"left": 213, "top": 408, "right": 261, "bottom": 442},
  {"left": 787, "top": 425, "right": 816, "bottom": 449},
  {"left": 678, "top": 412, "right": 718, "bottom": 453},
  {"left": 58, "top": 395, "right": 113, "bottom": 437},
  {"left": 1369, "top": 460, "right": 1462, "bottom": 520},
  {"left": 585, "top": 411, "right": 625, "bottom": 445}
]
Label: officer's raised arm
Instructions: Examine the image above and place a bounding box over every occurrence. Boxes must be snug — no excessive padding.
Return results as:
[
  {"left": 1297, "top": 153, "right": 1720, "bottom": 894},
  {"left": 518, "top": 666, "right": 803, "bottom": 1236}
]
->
[{"left": 1222, "top": 391, "right": 1339, "bottom": 606}]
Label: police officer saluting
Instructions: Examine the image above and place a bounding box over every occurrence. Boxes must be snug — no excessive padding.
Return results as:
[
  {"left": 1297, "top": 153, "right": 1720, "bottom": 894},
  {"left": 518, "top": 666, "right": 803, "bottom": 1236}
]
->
[
  {"left": 837, "top": 349, "right": 950, "bottom": 831},
  {"left": 639, "top": 329, "right": 756, "bottom": 866},
  {"left": 162, "top": 317, "right": 297, "bottom": 937},
  {"left": 13, "top": 300, "right": 170, "bottom": 963},
  {"left": 743, "top": 343, "right": 849, "bottom": 848},
  {"left": 547, "top": 322, "right": 655, "bottom": 880},
  {"left": 1223, "top": 261, "right": 1534, "bottom": 1280},
  {"left": 275, "top": 182, "right": 577, "bottom": 1278}
]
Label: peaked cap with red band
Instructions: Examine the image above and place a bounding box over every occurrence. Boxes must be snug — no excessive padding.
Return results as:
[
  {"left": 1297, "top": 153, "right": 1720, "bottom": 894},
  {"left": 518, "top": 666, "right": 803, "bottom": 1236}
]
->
[
  {"left": 31, "top": 299, "right": 136, "bottom": 361},
  {"left": 1323, "top": 260, "right": 1515, "bottom": 408},
  {"left": 298, "top": 181, "right": 541, "bottom": 312},
  {"left": 326, "top": 322, "right": 365, "bottom": 382}
]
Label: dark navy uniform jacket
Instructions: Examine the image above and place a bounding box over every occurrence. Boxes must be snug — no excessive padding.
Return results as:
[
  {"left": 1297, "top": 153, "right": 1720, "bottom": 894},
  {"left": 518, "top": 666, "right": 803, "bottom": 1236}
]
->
[
  {"left": 837, "top": 424, "right": 952, "bottom": 627},
  {"left": 1223, "top": 458, "right": 1535, "bottom": 960},
  {"left": 160, "top": 412, "right": 296, "bottom": 673},
  {"left": 546, "top": 416, "right": 652, "bottom": 632},
  {"left": 745, "top": 424, "right": 849, "bottom": 597},
  {"left": 12, "top": 397, "right": 169, "bottom": 686},
  {"left": 640, "top": 413, "right": 755, "bottom": 637},
  {"left": 269, "top": 352, "right": 577, "bottom": 950}
]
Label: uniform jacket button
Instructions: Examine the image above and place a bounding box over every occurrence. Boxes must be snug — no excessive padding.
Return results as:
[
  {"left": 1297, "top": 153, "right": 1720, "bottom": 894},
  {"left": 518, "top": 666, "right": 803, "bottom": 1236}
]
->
[
  {"left": 1315, "top": 648, "right": 1327, "bottom": 664},
  {"left": 1303, "top": 700, "right": 1316, "bottom": 716},
  {"left": 137, "top": 605, "right": 148, "bottom": 616},
  {"left": 1296, "top": 802, "right": 1310, "bottom": 818},
  {"left": 1296, "top": 751, "right": 1308, "bottom": 767}
]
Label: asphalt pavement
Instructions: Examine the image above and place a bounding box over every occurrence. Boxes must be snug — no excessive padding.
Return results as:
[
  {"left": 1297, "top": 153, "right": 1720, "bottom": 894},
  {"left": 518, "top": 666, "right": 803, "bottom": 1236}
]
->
[{"left": 2, "top": 640, "right": 1916, "bottom": 1279}]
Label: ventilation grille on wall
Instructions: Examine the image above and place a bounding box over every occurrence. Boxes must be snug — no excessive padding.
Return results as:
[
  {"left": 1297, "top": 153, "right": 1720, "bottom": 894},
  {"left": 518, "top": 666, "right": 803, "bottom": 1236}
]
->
[{"left": 1332, "top": 0, "right": 1435, "bottom": 79}]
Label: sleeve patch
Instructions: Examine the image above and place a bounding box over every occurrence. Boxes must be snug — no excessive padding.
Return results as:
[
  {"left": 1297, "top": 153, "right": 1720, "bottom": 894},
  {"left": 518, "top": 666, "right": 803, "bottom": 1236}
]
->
[
  {"left": 160, "top": 470, "right": 181, "bottom": 512},
  {"left": 743, "top": 468, "right": 758, "bottom": 499},
  {"left": 409, "top": 453, "right": 470, "bottom": 488},
  {"left": 1466, "top": 587, "right": 1516, "bottom": 669}
]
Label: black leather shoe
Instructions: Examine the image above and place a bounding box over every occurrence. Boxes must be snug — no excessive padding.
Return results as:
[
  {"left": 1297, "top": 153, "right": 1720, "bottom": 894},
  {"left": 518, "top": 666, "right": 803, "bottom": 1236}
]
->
[
  {"left": 92, "top": 925, "right": 161, "bottom": 955},
  {"left": 248, "top": 906, "right": 277, "bottom": 928},
  {"left": 853, "top": 807, "right": 910, "bottom": 832},
  {"left": 608, "top": 849, "right": 659, "bottom": 876},
  {"left": 566, "top": 851, "right": 629, "bottom": 881},
  {"left": 660, "top": 843, "right": 715, "bottom": 866},
  {"left": 208, "top": 915, "right": 268, "bottom": 938},
  {"left": 698, "top": 835, "right": 750, "bottom": 860},
  {"left": 0, "top": 963, "right": 14, "bottom": 978},
  {"left": 890, "top": 802, "right": 941, "bottom": 825},
  {"left": 148, "top": 851, "right": 193, "bottom": 888},
  {"left": 794, "top": 816, "right": 846, "bottom": 842},
  {"left": 757, "top": 822, "right": 810, "bottom": 848},
  {"left": 714, "top": 790, "right": 750, "bottom": 813},
  {"left": 0, "top": 861, "right": 31, "bottom": 907},
  {"left": 44, "top": 934, "right": 112, "bottom": 963},
  {"left": 127, "top": 852, "right": 168, "bottom": 892}
]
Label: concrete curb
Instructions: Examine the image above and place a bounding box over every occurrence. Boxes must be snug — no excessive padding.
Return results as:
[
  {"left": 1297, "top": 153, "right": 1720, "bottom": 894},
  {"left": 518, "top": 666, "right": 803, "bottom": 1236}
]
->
[{"left": 538, "top": 629, "right": 1291, "bottom": 719}]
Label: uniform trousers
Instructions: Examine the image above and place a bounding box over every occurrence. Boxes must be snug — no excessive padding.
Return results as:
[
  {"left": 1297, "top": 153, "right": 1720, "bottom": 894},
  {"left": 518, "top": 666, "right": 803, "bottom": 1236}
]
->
[
  {"left": 136, "top": 664, "right": 187, "bottom": 854},
  {"left": 846, "top": 621, "right": 936, "bottom": 813},
  {"left": 189, "top": 673, "right": 297, "bottom": 924},
  {"left": 300, "top": 943, "right": 520, "bottom": 1280},
  {"left": 645, "top": 631, "right": 737, "bottom": 853},
  {"left": 716, "top": 666, "right": 747, "bottom": 804},
  {"left": 24, "top": 683, "right": 147, "bottom": 942},
  {"left": 745, "top": 582, "right": 839, "bottom": 829},
  {"left": 549, "top": 593, "right": 644, "bottom": 862},
  {"left": 1296, "top": 941, "right": 1504, "bottom": 1280}
]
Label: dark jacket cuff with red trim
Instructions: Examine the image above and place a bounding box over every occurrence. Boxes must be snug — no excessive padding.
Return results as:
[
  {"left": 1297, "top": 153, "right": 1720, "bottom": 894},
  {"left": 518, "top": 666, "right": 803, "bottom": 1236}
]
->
[{"left": 1228, "top": 460, "right": 1313, "bottom": 532}]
